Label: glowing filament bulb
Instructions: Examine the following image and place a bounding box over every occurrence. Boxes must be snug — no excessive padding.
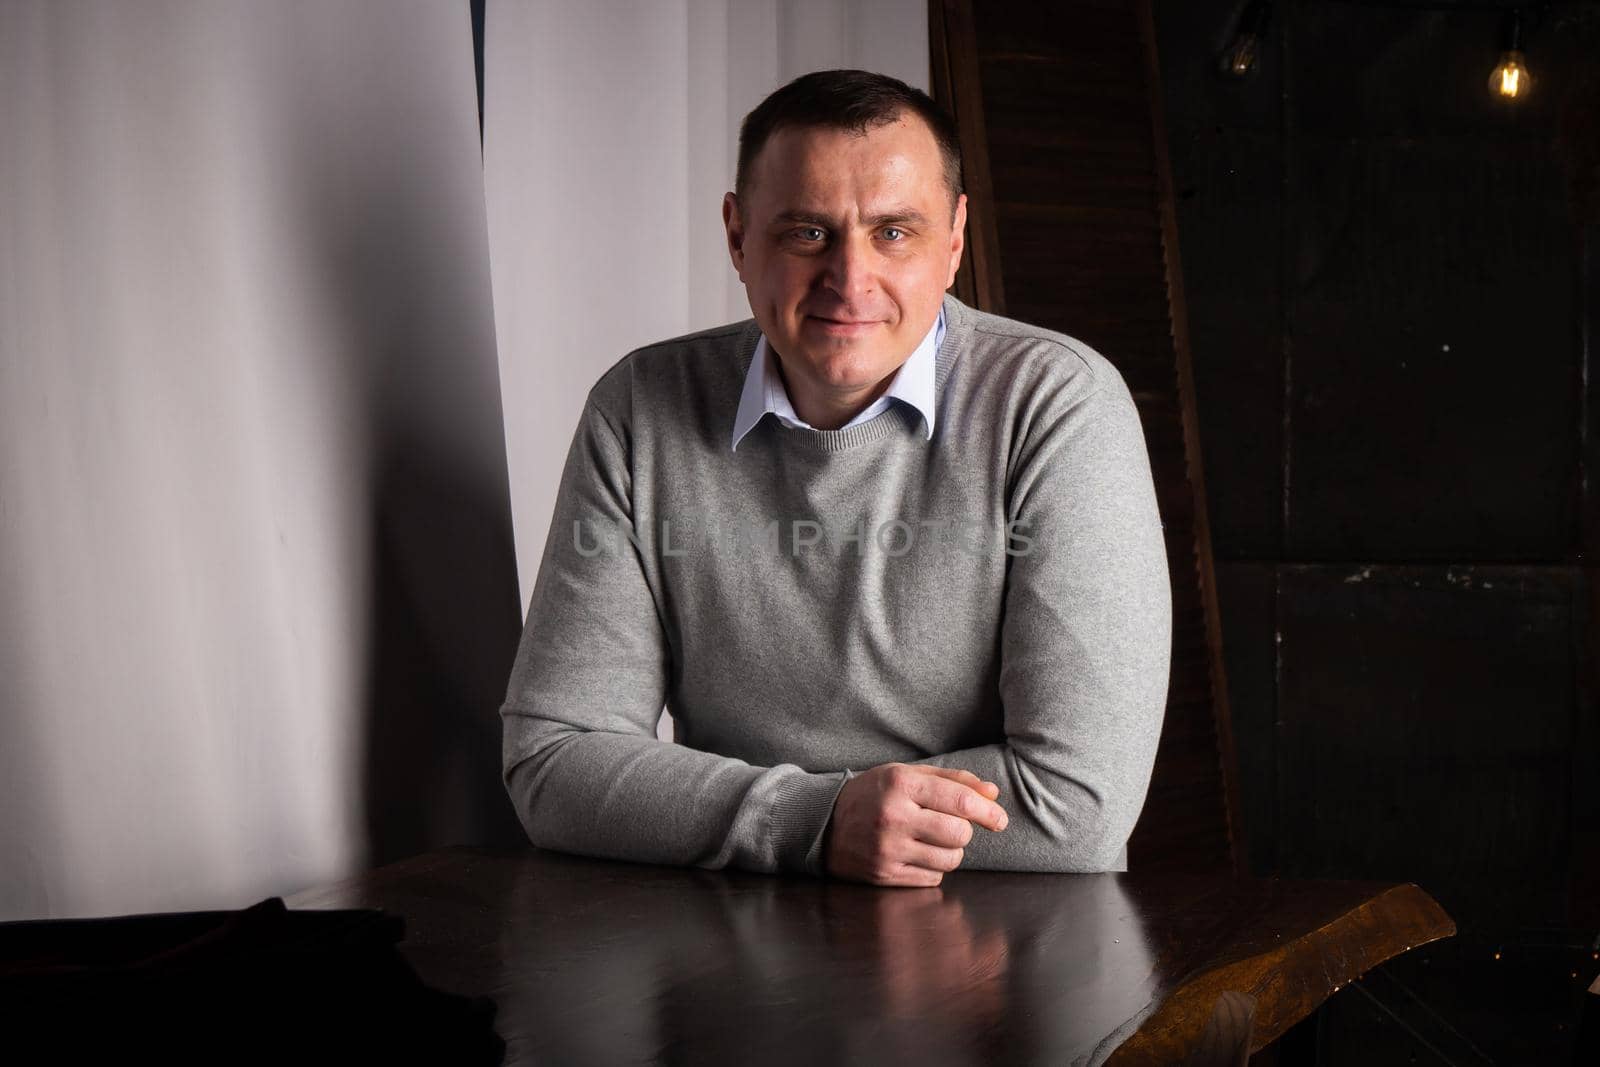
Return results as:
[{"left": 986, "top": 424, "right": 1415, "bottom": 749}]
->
[
  {"left": 1219, "top": 34, "right": 1260, "bottom": 77},
  {"left": 1217, "top": 0, "right": 1272, "bottom": 80},
  {"left": 1488, "top": 11, "right": 1533, "bottom": 102},
  {"left": 1489, "top": 50, "right": 1532, "bottom": 99}
]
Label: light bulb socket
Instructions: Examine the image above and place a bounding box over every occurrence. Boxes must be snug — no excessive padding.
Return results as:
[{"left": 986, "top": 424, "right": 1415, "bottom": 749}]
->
[
  {"left": 1500, "top": 9, "right": 1524, "bottom": 53},
  {"left": 1241, "top": 0, "right": 1273, "bottom": 38}
]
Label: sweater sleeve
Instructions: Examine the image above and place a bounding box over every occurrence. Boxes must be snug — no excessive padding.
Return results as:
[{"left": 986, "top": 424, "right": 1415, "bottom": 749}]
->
[
  {"left": 500, "top": 389, "right": 850, "bottom": 877},
  {"left": 908, "top": 369, "right": 1172, "bottom": 872}
]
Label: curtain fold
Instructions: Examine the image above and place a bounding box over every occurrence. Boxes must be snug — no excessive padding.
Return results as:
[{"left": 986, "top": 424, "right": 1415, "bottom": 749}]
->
[{"left": 0, "top": 0, "right": 519, "bottom": 919}]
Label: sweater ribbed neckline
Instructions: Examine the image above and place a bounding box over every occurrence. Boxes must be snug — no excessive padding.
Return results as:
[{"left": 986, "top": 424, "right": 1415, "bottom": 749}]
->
[{"left": 735, "top": 293, "right": 973, "bottom": 454}]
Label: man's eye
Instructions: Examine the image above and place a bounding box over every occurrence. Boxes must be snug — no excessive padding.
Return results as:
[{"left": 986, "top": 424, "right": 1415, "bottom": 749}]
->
[
  {"left": 795, "top": 227, "right": 826, "bottom": 242},
  {"left": 881, "top": 227, "right": 905, "bottom": 241}
]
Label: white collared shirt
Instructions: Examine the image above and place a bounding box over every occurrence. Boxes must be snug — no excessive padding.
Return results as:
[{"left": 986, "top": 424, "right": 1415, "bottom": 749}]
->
[{"left": 730, "top": 307, "right": 945, "bottom": 452}]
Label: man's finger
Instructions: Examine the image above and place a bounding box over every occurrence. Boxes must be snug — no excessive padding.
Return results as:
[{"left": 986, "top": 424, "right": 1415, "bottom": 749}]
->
[
  {"left": 902, "top": 839, "right": 965, "bottom": 873},
  {"left": 910, "top": 807, "right": 977, "bottom": 849},
  {"left": 911, "top": 766, "right": 1001, "bottom": 803},
  {"left": 914, "top": 765, "right": 976, "bottom": 782},
  {"left": 911, "top": 775, "right": 1008, "bottom": 832}
]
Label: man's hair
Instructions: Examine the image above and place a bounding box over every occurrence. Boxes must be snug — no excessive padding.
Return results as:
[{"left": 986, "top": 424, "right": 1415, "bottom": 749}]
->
[{"left": 735, "top": 69, "right": 964, "bottom": 222}]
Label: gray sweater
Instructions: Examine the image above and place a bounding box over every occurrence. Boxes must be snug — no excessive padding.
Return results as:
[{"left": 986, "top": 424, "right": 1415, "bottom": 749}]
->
[{"left": 500, "top": 291, "right": 1172, "bottom": 877}]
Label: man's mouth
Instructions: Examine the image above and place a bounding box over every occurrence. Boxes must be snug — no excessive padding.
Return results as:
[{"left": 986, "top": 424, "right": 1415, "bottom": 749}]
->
[{"left": 806, "top": 315, "right": 881, "bottom": 333}]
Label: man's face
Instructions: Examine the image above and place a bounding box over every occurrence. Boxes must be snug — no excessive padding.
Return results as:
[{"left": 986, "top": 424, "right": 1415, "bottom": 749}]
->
[{"left": 722, "top": 111, "right": 967, "bottom": 425}]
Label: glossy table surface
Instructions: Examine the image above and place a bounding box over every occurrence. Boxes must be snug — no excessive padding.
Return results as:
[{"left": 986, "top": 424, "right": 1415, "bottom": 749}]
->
[{"left": 286, "top": 846, "right": 1454, "bottom": 1066}]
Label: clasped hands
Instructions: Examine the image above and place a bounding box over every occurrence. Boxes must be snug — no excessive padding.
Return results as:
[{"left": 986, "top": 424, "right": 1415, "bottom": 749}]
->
[{"left": 821, "top": 764, "right": 1009, "bottom": 887}]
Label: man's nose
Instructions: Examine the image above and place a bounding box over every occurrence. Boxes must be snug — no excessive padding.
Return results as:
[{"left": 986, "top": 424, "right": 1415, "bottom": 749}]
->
[{"left": 818, "top": 231, "right": 875, "bottom": 303}]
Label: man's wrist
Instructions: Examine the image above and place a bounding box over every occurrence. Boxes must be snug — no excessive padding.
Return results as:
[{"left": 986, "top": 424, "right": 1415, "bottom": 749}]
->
[{"left": 817, "top": 767, "right": 853, "bottom": 878}]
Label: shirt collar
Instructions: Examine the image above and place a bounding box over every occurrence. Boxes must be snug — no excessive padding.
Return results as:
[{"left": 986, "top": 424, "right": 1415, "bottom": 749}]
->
[{"left": 730, "top": 306, "right": 944, "bottom": 452}]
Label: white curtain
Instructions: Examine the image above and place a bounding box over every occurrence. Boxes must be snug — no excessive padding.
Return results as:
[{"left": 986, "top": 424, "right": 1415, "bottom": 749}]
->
[
  {"left": 0, "top": 0, "right": 520, "bottom": 920},
  {"left": 484, "top": 0, "right": 929, "bottom": 741},
  {"left": 0, "top": 0, "right": 930, "bottom": 920}
]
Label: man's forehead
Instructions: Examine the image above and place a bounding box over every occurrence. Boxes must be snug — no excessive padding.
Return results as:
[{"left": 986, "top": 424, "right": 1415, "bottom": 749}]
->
[
  {"left": 751, "top": 132, "right": 941, "bottom": 209},
  {"left": 766, "top": 115, "right": 936, "bottom": 160}
]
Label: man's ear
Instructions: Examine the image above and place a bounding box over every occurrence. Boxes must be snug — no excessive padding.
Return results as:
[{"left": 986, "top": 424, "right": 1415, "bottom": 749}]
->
[
  {"left": 723, "top": 192, "right": 746, "bottom": 278},
  {"left": 946, "top": 193, "right": 968, "bottom": 288}
]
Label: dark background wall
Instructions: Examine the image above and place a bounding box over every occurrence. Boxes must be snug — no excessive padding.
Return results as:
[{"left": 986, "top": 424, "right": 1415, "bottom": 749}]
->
[{"left": 1153, "top": 0, "right": 1599, "bottom": 1061}]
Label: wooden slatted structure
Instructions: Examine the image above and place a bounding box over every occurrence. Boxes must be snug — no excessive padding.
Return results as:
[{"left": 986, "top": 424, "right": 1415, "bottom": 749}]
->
[{"left": 931, "top": 0, "right": 1247, "bottom": 877}]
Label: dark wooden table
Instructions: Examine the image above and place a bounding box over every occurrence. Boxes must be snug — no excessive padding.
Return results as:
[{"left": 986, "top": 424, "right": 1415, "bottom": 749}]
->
[{"left": 286, "top": 846, "right": 1454, "bottom": 1066}]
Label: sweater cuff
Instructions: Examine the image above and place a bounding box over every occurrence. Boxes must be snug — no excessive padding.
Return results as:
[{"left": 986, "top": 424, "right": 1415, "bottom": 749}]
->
[{"left": 769, "top": 768, "right": 854, "bottom": 877}]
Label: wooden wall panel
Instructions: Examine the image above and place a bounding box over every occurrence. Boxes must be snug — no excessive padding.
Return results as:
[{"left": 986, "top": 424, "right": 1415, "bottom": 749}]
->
[
  {"left": 1276, "top": 565, "right": 1579, "bottom": 925},
  {"left": 1288, "top": 138, "right": 1578, "bottom": 561},
  {"left": 1145, "top": 1, "right": 1600, "bottom": 1060},
  {"left": 933, "top": 0, "right": 1245, "bottom": 877}
]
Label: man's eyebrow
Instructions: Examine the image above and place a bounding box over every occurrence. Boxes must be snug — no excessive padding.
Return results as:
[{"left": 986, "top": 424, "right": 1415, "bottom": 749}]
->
[{"left": 772, "top": 209, "right": 932, "bottom": 228}]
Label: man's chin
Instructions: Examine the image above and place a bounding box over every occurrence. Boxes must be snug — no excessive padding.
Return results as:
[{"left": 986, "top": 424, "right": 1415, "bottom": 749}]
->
[{"left": 800, "top": 352, "right": 895, "bottom": 391}]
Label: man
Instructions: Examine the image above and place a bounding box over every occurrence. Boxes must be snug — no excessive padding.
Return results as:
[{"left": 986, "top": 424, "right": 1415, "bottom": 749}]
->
[{"left": 500, "top": 69, "right": 1171, "bottom": 888}]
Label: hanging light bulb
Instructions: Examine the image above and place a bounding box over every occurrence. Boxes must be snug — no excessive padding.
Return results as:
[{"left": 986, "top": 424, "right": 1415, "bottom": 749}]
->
[
  {"left": 1218, "top": 0, "right": 1273, "bottom": 79},
  {"left": 1488, "top": 9, "right": 1534, "bottom": 100}
]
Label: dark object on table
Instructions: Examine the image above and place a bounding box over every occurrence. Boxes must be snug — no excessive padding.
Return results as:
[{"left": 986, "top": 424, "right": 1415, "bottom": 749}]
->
[{"left": 0, "top": 895, "right": 504, "bottom": 1064}]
